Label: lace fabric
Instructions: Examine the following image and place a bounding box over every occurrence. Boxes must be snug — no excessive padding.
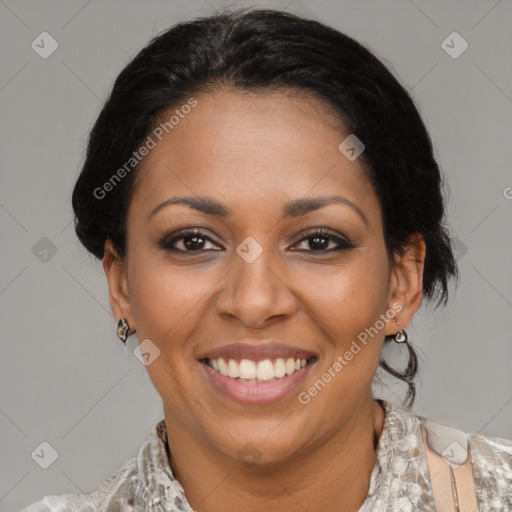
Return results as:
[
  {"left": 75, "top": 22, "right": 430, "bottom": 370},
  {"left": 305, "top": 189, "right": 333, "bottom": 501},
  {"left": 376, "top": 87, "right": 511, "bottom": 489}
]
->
[{"left": 19, "top": 400, "right": 512, "bottom": 512}]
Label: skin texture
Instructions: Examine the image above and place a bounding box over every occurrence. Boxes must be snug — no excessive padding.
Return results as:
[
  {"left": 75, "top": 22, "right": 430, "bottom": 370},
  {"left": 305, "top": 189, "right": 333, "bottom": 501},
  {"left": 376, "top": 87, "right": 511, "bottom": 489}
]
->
[{"left": 103, "top": 87, "right": 426, "bottom": 512}]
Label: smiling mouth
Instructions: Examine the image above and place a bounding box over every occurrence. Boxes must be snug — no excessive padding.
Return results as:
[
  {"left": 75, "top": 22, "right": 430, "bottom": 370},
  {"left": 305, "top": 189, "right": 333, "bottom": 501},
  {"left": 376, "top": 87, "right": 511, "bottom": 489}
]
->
[{"left": 199, "top": 356, "right": 318, "bottom": 383}]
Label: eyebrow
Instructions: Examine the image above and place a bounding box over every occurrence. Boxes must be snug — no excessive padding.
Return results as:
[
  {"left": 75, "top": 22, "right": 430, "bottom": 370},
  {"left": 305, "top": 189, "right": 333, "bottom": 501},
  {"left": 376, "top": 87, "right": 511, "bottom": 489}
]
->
[
  {"left": 148, "top": 196, "right": 230, "bottom": 221},
  {"left": 283, "top": 195, "right": 369, "bottom": 226},
  {"left": 148, "top": 194, "right": 369, "bottom": 226}
]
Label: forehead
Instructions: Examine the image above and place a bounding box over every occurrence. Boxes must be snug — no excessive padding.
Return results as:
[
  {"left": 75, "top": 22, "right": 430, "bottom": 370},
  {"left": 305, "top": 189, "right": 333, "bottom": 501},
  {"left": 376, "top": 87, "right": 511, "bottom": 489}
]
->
[{"left": 129, "top": 88, "right": 378, "bottom": 223}]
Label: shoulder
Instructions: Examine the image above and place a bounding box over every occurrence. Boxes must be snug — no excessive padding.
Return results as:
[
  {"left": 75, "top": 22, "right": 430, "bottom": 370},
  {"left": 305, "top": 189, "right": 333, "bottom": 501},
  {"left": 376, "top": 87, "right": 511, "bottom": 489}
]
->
[
  {"left": 468, "top": 430, "right": 512, "bottom": 506},
  {"left": 411, "top": 405, "right": 512, "bottom": 506},
  {"left": 387, "top": 401, "right": 512, "bottom": 470},
  {"left": 380, "top": 400, "right": 512, "bottom": 506},
  {"left": 469, "top": 429, "right": 512, "bottom": 466},
  {"left": 18, "top": 456, "right": 139, "bottom": 512},
  {"left": 416, "top": 409, "right": 512, "bottom": 473},
  {"left": 17, "top": 419, "right": 175, "bottom": 512}
]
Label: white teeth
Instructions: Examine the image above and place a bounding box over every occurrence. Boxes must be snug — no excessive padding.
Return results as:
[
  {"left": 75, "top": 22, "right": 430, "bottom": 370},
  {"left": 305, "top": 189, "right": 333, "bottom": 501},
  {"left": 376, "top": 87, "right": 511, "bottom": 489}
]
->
[
  {"left": 207, "top": 356, "right": 311, "bottom": 381},
  {"left": 228, "top": 359, "right": 239, "bottom": 378},
  {"left": 274, "top": 358, "right": 286, "bottom": 378},
  {"left": 239, "top": 359, "right": 256, "bottom": 379},
  {"left": 218, "top": 358, "right": 228, "bottom": 376},
  {"left": 285, "top": 358, "right": 295, "bottom": 375},
  {"left": 256, "top": 360, "right": 274, "bottom": 380}
]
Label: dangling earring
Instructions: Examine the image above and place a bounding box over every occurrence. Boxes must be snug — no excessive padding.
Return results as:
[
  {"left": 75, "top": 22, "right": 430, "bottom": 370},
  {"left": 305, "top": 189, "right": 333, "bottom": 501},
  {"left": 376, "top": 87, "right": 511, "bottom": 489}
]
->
[
  {"left": 117, "top": 317, "right": 135, "bottom": 343},
  {"left": 394, "top": 318, "right": 408, "bottom": 343}
]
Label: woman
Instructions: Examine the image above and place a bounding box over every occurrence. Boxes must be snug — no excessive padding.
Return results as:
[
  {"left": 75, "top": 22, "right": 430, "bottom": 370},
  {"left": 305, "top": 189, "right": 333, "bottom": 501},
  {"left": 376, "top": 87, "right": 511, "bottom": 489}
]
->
[{"left": 21, "top": 7, "right": 512, "bottom": 512}]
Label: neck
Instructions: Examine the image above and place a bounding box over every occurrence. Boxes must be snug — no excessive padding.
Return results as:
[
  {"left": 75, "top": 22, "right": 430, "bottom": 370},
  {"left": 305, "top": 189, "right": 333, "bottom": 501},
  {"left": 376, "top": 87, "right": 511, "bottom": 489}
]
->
[{"left": 164, "top": 398, "right": 386, "bottom": 512}]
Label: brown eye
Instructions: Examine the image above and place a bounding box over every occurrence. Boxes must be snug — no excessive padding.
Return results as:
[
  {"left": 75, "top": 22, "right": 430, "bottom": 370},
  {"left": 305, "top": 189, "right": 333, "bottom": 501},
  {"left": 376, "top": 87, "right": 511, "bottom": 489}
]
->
[
  {"left": 159, "top": 229, "right": 222, "bottom": 253},
  {"left": 291, "top": 229, "right": 355, "bottom": 252}
]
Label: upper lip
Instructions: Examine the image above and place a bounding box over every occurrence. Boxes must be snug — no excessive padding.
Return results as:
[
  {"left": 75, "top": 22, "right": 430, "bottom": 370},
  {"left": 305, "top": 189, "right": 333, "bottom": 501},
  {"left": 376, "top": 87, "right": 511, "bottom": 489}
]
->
[{"left": 197, "top": 340, "right": 318, "bottom": 363}]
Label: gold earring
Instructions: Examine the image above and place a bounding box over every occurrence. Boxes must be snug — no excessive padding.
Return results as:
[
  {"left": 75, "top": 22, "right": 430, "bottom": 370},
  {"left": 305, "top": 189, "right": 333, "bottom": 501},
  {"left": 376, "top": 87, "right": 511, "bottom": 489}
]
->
[{"left": 117, "top": 317, "right": 135, "bottom": 343}]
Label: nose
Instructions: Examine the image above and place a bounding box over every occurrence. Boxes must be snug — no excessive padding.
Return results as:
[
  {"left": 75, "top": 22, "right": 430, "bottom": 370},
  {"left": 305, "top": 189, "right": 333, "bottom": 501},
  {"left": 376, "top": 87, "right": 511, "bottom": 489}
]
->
[{"left": 215, "top": 245, "right": 298, "bottom": 328}]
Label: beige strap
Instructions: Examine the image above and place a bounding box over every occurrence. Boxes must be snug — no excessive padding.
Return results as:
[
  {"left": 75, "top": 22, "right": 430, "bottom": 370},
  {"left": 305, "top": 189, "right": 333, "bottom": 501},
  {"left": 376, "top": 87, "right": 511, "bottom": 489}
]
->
[
  {"left": 421, "top": 425, "right": 479, "bottom": 511},
  {"left": 452, "top": 449, "right": 479, "bottom": 512}
]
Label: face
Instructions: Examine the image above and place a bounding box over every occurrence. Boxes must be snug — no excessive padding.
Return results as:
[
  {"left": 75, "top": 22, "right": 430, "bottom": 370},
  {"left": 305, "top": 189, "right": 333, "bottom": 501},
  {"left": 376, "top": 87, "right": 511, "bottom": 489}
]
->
[{"left": 104, "top": 88, "right": 424, "bottom": 466}]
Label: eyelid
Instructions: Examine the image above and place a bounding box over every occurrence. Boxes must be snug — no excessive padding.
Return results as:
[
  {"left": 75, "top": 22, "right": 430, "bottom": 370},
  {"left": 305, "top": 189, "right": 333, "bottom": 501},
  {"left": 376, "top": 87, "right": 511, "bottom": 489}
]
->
[
  {"left": 158, "top": 225, "right": 355, "bottom": 253},
  {"left": 290, "top": 227, "right": 354, "bottom": 251},
  {"left": 159, "top": 228, "right": 223, "bottom": 251},
  {"left": 294, "top": 226, "right": 350, "bottom": 242}
]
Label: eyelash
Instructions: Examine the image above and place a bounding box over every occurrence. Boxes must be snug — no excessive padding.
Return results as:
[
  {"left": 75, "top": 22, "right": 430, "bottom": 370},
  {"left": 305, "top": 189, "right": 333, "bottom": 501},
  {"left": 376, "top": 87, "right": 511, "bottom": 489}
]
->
[{"left": 158, "top": 227, "right": 355, "bottom": 254}]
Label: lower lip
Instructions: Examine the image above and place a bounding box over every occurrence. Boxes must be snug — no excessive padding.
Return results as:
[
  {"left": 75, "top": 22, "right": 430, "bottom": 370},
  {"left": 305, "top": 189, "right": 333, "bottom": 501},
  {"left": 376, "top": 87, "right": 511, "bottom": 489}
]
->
[{"left": 199, "top": 360, "right": 316, "bottom": 405}]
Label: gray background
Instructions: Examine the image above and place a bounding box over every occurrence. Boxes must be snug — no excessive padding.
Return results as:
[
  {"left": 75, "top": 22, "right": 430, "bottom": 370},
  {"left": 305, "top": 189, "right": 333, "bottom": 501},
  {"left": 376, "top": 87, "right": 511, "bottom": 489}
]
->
[{"left": 1, "top": 0, "right": 511, "bottom": 510}]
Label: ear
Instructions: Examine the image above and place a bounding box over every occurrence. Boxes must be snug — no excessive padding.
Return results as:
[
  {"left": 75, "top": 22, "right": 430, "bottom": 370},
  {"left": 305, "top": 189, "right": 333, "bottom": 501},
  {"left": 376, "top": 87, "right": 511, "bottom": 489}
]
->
[
  {"left": 102, "top": 239, "right": 135, "bottom": 330},
  {"left": 384, "top": 233, "right": 426, "bottom": 336}
]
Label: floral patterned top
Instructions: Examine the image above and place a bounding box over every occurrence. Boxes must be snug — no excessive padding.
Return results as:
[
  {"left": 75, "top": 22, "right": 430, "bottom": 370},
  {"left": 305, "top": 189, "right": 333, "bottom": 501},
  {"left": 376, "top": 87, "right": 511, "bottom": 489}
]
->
[{"left": 19, "top": 399, "right": 512, "bottom": 511}]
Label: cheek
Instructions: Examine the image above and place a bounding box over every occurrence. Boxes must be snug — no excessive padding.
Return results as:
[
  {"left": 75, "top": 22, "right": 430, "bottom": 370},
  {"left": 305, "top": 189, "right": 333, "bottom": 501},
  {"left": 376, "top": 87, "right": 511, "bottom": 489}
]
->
[
  {"left": 128, "top": 260, "right": 214, "bottom": 405},
  {"left": 302, "top": 257, "right": 389, "bottom": 330},
  {"left": 129, "top": 259, "right": 219, "bottom": 339},
  {"left": 298, "top": 258, "right": 389, "bottom": 386}
]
